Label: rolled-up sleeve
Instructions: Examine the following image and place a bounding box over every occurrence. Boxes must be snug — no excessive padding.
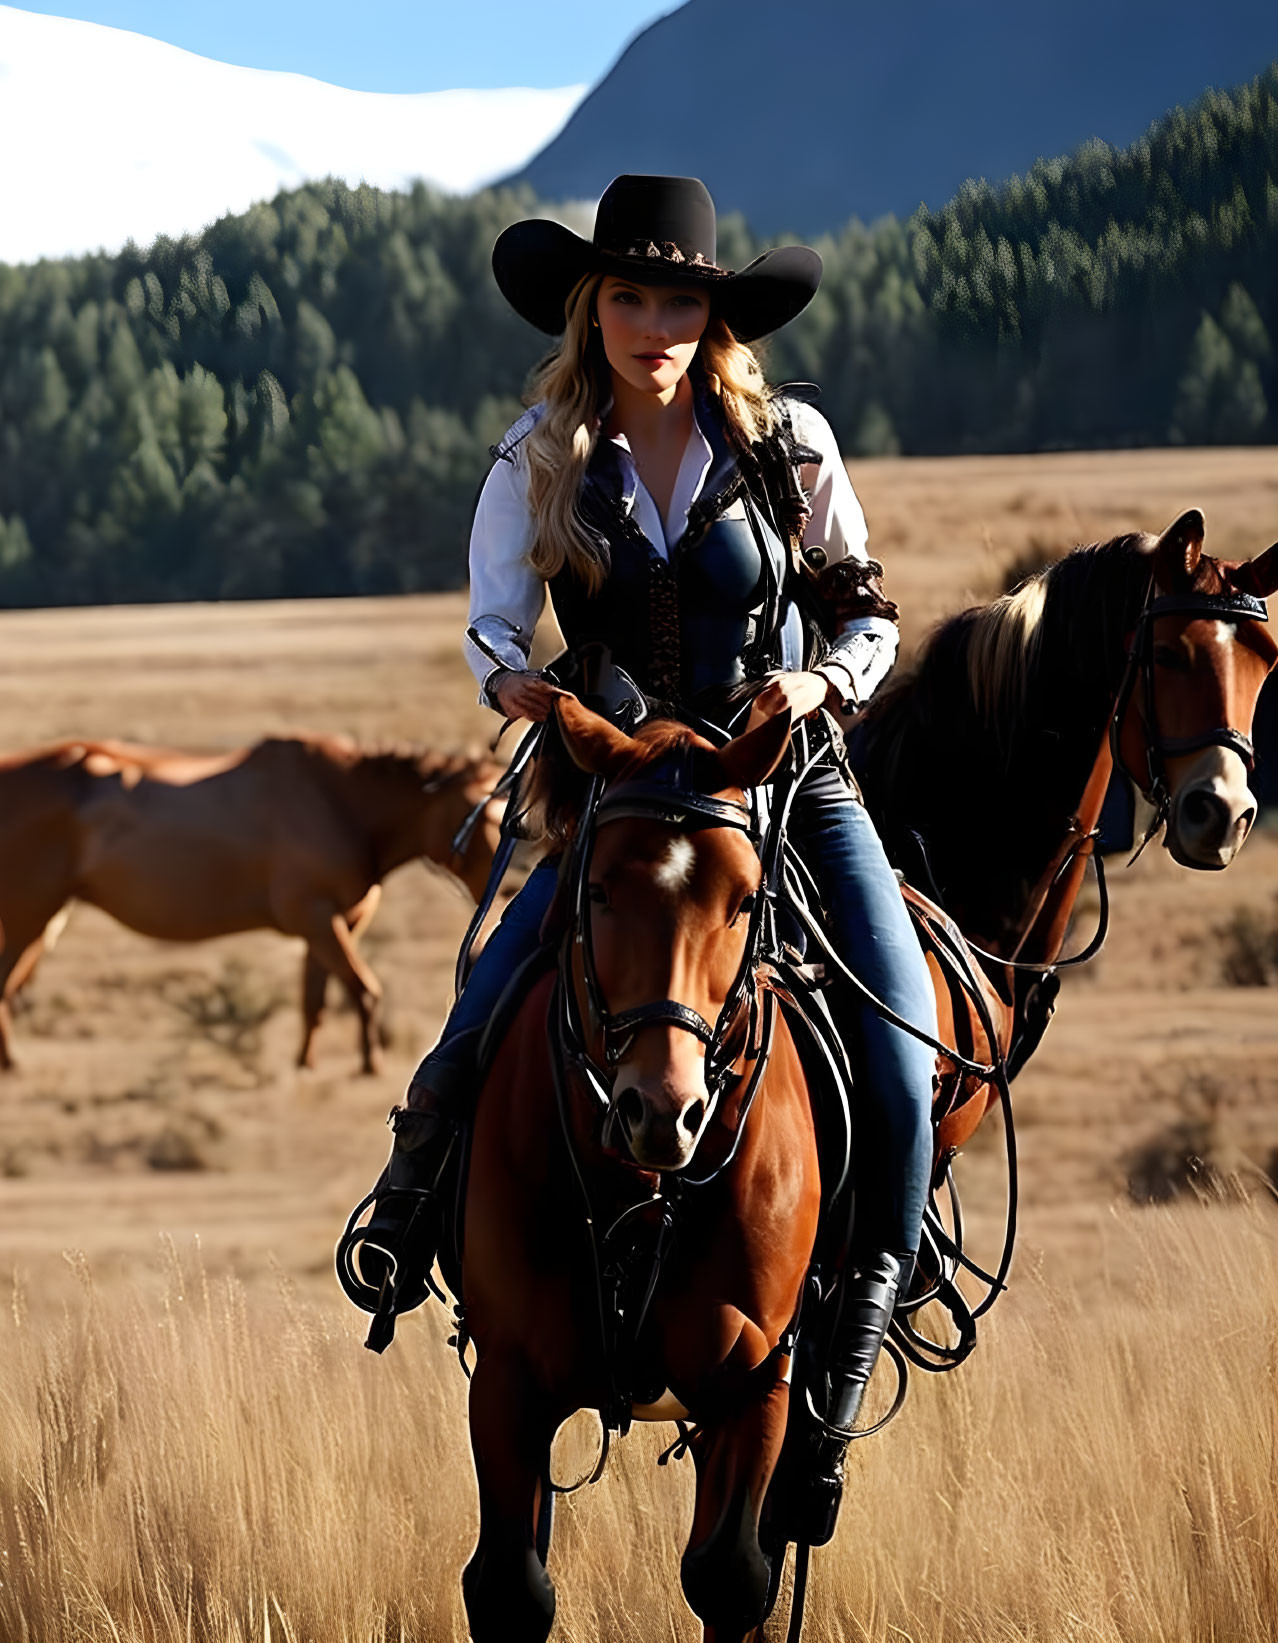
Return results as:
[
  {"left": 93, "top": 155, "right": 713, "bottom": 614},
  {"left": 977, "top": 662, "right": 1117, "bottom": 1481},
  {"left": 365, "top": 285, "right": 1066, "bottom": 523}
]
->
[
  {"left": 789, "top": 400, "right": 898, "bottom": 704},
  {"left": 464, "top": 450, "right": 547, "bottom": 706}
]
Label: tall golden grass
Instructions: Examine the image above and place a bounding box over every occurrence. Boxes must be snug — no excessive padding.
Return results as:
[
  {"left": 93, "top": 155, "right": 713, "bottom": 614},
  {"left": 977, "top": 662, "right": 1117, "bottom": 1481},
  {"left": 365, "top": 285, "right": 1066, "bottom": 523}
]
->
[{"left": 1, "top": 1203, "right": 1275, "bottom": 1643}]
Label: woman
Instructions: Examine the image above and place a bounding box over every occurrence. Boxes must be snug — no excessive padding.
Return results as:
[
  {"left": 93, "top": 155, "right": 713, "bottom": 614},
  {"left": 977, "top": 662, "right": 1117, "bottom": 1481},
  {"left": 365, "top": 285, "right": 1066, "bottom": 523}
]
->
[{"left": 358, "top": 174, "right": 937, "bottom": 1479}]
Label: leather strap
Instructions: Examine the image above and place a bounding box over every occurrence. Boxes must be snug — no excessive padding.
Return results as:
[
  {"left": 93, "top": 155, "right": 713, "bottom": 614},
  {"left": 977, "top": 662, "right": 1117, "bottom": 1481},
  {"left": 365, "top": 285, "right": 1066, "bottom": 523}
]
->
[
  {"left": 604, "top": 999, "right": 716, "bottom": 1060},
  {"left": 597, "top": 780, "right": 755, "bottom": 836}
]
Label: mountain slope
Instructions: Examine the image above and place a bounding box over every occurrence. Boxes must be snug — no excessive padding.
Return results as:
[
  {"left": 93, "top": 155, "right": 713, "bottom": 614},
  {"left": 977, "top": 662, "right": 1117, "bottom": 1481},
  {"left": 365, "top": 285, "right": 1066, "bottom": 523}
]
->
[
  {"left": 505, "top": 0, "right": 1278, "bottom": 234},
  {"left": 0, "top": 4, "right": 583, "bottom": 264}
]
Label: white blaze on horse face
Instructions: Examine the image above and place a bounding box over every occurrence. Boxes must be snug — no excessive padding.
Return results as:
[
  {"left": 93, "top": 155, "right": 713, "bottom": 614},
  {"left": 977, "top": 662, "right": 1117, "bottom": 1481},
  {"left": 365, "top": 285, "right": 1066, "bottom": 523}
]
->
[
  {"left": 1163, "top": 621, "right": 1258, "bottom": 870},
  {"left": 652, "top": 836, "right": 696, "bottom": 894}
]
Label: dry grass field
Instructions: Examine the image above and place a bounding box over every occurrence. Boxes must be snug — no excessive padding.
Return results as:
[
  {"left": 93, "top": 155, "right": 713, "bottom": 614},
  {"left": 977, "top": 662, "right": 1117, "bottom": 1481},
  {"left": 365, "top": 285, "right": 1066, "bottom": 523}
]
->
[{"left": 0, "top": 446, "right": 1276, "bottom": 1641}]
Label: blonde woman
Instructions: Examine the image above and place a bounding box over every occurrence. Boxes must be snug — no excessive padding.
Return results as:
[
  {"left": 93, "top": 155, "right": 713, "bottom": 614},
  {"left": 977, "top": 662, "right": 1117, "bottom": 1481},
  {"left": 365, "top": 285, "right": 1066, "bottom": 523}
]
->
[{"left": 358, "top": 175, "right": 937, "bottom": 1521}]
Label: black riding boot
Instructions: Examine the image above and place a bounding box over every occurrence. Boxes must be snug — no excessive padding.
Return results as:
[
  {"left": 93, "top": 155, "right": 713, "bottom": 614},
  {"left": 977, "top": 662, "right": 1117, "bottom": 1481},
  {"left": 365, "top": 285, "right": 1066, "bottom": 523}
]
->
[
  {"left": 800, "top": 1250, "right": 912, "bottom": 1546},
  {"left": 336, "top": 1031, "right": 480, "bottom": 1345}
]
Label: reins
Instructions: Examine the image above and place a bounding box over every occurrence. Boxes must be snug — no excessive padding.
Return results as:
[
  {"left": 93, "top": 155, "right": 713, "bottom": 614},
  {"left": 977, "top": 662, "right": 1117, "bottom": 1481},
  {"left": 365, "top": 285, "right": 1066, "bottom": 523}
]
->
[
  {"left": 956, "top": 734, "right": 1114, "bottom": 977},
  {"left": 452, "top": 720, "right": 545, "bottom": 996}
]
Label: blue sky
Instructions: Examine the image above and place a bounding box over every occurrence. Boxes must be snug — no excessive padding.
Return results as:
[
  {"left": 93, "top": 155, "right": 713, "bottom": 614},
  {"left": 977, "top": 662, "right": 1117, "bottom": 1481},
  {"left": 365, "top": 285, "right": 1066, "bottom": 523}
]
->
[{"left": 8, "top": 1, "right": 676, "bottom": 90}]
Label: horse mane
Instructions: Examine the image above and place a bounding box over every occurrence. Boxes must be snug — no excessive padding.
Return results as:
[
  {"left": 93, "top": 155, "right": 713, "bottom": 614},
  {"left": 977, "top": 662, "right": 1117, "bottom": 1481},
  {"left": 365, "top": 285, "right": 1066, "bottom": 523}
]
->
[
  {"left": 272, "top": 733, "right": 496, "bottom": 792},
  {"left": 359, "top": 743, "right": 494, "bottom": 788},
  {"left": 865, "top": 532, "right": 1153, "bottom": 769},
  {"left": 964, "top": 572, "right": 1051, "bottom": 731},
  {"left": 854, "top": 531, "right": 1155, "bottom": 931},
  {"left": 617, "top": 720, "right": 705, "bottom": 771}
]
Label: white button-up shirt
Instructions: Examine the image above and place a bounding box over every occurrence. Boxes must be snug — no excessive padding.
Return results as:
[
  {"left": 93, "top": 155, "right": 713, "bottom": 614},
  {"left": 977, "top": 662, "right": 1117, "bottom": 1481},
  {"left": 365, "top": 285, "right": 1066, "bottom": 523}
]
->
[{"left": 465, "top": 395, "right": 897, "bottom": 705}]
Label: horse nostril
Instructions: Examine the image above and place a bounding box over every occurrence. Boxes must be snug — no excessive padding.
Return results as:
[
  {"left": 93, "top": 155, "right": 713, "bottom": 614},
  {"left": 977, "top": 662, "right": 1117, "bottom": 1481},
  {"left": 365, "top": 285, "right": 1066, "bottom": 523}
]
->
[
  {"left": 681, "top": 1099, "right": 706, "bottom": 1137},
  {"left": 617, "top": 1087, "right": 645, "bottom": 1138},
  {"left": 1181, "top": 789, "right": 1230, "bottom": 844}
]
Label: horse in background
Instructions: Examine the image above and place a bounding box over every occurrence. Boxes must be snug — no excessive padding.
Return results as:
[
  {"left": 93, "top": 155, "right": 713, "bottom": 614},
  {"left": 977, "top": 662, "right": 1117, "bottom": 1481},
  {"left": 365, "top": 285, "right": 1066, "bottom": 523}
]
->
[
  {"left": 852, "top": 508, "right": 1278, "bottom": 1156},
  {"left": 0, "top": 734, "right": 504, "bottom": 1073}
]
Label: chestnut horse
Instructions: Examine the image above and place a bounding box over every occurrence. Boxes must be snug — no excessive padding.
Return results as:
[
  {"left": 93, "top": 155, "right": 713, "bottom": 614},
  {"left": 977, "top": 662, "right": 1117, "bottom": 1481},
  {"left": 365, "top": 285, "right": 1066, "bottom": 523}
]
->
[
  {"left": 460, "top": 701, "right": 815, "bottom": 1643},
  {"left": 0, "top": 734, "right": 503, "bottom": 1073},
  {"left": 448, "top": 511, "right": 1275, "bottom": 1643}
]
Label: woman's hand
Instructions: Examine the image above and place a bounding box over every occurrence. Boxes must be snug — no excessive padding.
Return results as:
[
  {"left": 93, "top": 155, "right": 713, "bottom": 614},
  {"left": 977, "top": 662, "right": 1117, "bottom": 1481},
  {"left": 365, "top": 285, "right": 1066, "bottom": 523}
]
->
[
  {"left": 491, "top": 670, "right": 570, "bottom": 723},
  {"left": 747, "top": 671, "right": 837, "bottom": 729}
]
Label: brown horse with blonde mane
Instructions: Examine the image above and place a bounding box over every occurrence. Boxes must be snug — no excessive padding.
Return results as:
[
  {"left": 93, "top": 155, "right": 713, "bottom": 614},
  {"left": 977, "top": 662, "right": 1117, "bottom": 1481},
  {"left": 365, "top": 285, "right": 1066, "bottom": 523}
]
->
[
  {"left": 432, "top": 509, "right": 1276, "bottom": 1643},
  {"left": 855, "top": 508, "right": 1278, "bottom": 1166},
  {"left": 0, "top": 734, "right": 503, "bottom": 1073}
]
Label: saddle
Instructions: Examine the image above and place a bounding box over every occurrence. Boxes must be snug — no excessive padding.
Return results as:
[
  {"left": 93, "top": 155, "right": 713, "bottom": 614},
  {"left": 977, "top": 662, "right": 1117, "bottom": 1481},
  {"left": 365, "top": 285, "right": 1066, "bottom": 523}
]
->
[{"left": 902, "top": 883, "right": 1010, "bottom": 1138}]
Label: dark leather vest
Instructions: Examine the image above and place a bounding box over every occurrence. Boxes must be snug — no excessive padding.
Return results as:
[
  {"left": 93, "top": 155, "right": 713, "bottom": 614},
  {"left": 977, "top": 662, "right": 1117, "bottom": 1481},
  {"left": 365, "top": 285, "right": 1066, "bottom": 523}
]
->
[{"left": 495, "top": 380, "right": 813, "bottom": 710}]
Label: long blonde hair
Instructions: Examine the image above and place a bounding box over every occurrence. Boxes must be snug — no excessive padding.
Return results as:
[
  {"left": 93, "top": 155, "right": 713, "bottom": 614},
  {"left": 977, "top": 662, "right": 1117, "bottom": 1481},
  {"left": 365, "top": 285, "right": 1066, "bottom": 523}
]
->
[{"left": 523, "top": 273, "right": 778, "bottom": 593}]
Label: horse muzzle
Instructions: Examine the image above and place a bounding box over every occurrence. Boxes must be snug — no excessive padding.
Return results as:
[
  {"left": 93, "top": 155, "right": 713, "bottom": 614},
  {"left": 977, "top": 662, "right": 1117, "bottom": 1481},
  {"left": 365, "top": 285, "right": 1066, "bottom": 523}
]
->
[
  {"left": 609, "top": 1062, "right": 710, "bottom": 1172},
  {"left": 1165, "top": 748, "right": 1257, "bottom": 871}
]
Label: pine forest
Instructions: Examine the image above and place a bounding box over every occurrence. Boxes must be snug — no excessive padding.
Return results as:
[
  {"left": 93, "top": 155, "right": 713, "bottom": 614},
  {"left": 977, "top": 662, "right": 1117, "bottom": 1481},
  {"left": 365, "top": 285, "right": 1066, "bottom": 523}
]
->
[{"left": 0, "top": 65, "right": 1274, "bottom": 607}]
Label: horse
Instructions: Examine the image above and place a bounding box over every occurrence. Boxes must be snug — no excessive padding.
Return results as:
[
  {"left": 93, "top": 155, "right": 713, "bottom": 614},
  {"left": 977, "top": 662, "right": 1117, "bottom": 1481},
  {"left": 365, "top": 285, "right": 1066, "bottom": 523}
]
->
[
  {"left": 0, "top": 734, "right": 504, "bottom": 1073},
  {"left": 853, "top": 507, "right": 1278, "bottom": 1164},
  {"left": 435, "top": 510, "right": 1277, "bottom": 1643},
  {"left": 458, "top": 700, "right": 817, "bottom": 1643}
]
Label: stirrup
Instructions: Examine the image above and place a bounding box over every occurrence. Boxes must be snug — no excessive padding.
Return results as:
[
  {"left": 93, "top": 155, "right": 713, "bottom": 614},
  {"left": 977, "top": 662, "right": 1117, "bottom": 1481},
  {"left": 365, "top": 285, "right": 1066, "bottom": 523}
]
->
[
  {"left": 335, "top": 1127, "right": 457, "bottom": 1352},
  {"left": 335, "top": 1183, "right": 445, "bottom": 1310}
]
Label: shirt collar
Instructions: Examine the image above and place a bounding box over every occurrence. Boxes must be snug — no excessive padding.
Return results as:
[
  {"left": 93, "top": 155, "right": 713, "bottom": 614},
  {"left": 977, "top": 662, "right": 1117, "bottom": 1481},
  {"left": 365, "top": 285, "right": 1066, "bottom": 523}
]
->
[{"left": 594, "top": 389, "right": 715, "bottom": 543}]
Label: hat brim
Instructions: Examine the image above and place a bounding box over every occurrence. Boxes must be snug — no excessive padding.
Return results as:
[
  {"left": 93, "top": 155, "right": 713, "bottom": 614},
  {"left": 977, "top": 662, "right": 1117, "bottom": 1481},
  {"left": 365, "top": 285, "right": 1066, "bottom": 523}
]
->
[{"left": 492, "top": 219, "right": 821, "bottom": 344}]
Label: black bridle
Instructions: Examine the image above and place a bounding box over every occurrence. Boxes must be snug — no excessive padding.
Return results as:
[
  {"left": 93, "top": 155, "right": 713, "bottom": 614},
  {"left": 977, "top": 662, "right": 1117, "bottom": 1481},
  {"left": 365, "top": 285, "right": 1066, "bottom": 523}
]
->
[
  {"left": 555, "top": 753, "right": 777, "bottom": 1164},
  {"left": 1110, "top": 583, "right": 1268, "bottom": 851}
]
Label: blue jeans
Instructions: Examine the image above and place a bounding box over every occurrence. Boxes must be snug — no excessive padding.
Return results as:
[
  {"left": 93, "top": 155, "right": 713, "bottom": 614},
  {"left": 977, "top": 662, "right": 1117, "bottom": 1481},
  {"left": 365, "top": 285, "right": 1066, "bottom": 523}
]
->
[
  {"left": 427, "top": 855, "right": 561, "bottom": 1058},
  {"left": 421, "top": 757, "right": 936, "bottom": 1257},
  {"left": 786, "top": 765, "right": 937, "bottom": 1259}
]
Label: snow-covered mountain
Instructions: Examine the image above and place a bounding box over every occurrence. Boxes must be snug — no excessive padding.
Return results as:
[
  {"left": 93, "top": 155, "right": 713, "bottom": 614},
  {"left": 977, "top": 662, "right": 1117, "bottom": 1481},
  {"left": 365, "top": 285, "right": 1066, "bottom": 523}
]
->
[{"left": 0, "top": 5, "right": 585, "bottom": 265}]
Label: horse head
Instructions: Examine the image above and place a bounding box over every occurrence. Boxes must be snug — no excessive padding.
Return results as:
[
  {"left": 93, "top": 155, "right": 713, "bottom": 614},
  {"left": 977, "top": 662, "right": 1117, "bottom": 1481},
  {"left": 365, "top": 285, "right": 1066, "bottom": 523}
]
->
[
  {"left": 1114, "top": 510, "right": 1278, "bottom": 869},
  {"left": 555, "top": 696, "right": 791, "bottom": 1172},
  {"left": 379, "top": 749, "right": 506, "bottom": 899}
]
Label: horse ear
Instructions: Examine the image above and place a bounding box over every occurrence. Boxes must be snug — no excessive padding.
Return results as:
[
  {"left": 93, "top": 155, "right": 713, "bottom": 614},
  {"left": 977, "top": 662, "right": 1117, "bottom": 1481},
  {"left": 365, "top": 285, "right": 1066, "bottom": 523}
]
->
[
  {"left": 554, "top": 694, "right": 639, "bottom": 778},
  {"left": 714, "top": 708, "right": 794, "bottom": 792},
  {"left": 1228, "top": 543, "right": 1278, "bottom": 599},
  {"left": 1153, "top": 508, "right": 1205, "bottom": 588}
]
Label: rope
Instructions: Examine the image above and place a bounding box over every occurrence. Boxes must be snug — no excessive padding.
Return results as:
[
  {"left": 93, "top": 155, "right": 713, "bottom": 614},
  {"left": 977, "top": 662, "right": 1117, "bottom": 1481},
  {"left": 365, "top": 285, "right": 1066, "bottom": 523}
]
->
[
  {"left": 960, "top": 847, "right": 1110, "bottom": 975},
  {"left": 780, "top": 884, "right": 998, "bottom": 1081}
]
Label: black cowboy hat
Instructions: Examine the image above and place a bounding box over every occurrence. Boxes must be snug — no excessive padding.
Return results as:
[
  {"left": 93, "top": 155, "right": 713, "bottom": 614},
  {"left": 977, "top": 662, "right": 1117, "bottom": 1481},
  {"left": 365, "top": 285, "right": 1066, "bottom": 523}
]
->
[{"left": 492, "top": 173, "right": 822, "bottom": 343}]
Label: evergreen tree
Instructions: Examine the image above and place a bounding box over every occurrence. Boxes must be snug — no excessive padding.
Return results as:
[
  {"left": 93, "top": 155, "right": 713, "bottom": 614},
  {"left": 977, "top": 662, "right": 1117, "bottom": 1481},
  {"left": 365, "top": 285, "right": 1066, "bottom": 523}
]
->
[
  {"left": 0, "top": 65, "right": 1273, "bottom": 607},
  {"left": 1173, "top": 313, "right": 1269, "bottom": 443}
]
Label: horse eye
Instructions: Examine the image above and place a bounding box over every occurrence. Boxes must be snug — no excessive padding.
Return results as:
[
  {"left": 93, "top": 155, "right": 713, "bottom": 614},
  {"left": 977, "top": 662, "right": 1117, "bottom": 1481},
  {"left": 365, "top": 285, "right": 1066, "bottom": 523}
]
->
[
  {"left": 587, "top": 883, "right": 609, "bottom": 906},
  {"left": 1154, "top": 645, "right": 1191, "bottom": 672},
  {"left": 732, "top": 893, "right": 757, "bottom": 925}
]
